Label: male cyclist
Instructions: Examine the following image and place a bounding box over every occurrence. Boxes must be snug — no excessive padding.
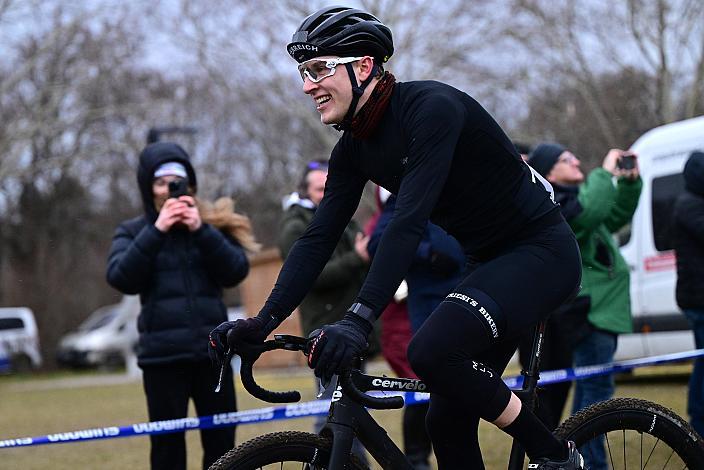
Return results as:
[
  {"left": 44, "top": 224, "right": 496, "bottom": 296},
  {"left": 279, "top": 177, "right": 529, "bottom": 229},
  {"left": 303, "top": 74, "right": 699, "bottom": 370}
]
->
[{"left": 210, "top": 7, "right": 584, "bottom": 469}]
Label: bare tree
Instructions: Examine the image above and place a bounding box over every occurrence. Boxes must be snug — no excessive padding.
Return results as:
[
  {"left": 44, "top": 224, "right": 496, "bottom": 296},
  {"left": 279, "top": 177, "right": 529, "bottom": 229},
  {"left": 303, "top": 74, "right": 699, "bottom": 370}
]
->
[
  {"left": 520, "top": 67, "right": 661, "bottom": 168},
  {"left": 0, "top": 4, "right": 207, "bottom": 365},
  {"left": 508, "top": 0, "right": 704, "bottom": 147}
]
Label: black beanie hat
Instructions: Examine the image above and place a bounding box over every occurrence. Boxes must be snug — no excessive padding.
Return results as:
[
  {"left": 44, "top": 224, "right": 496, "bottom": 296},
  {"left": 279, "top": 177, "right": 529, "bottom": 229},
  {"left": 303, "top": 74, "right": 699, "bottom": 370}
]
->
[
  {"left": 513, "top": 141, "right": 532, "bottom": 156},
  {"left": 683, "top": 151, "right": 704, "bottom": 196},
  {"left": 528, "top": 142, "right": 566, "bottom": 177}
]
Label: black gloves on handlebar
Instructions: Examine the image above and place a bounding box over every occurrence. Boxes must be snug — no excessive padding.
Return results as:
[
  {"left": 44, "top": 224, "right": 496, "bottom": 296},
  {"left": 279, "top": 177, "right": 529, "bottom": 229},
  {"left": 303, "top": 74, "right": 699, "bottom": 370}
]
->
[
  {"left": 208, "top": 312, "right": 280, "bottom": 368},
  {"left": 308, "top": 310, "right": 373, "bottom": 382}
]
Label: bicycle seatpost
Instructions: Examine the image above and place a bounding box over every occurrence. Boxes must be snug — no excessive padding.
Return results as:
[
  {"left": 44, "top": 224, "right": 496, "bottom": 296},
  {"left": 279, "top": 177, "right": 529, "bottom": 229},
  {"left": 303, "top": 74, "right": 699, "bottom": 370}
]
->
[
  {"left": 517, "top": 319, "right": 547, "bottom": 408},
  {"left": 508, "top": 319, "right": 547, "bottom": 470}
]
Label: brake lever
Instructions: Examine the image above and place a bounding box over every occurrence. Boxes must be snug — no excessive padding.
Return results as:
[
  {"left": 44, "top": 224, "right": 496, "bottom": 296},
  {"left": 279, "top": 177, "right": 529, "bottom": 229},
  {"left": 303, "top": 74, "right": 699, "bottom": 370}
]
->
[
  {"left": 316, "top": 374, "right": 338, "bottom": 398},
  {"left": 214, "top": 347, "right": 233, "bottom": 393}
]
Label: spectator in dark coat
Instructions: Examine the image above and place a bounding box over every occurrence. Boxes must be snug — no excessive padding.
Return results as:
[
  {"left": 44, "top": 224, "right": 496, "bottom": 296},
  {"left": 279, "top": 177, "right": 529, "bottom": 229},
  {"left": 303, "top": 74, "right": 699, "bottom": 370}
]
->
[
  {"left": 672, "top": 150, "right": 704, "bottom": 437},
  {"left": 106, "top": 142, "right": 256, "bottom": 470},
  {"left": 368, "top": 186, "right": 464, "bottom": 470},
  {"left": 369, "top": 190, "right": 464, "bottom": 333},
  {"left": 517, "top": 142, "right": 579, "bottom": 432}
]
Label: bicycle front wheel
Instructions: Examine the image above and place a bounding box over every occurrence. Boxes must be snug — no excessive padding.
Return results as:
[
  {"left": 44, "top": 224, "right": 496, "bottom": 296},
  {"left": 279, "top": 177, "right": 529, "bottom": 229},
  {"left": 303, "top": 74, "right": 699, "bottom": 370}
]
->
[
  {"left": 209, "top": 431, "right": 369, "bottom": 470},
  {"left": 556, "top": 397, "right": 704, "bottom": 469}
]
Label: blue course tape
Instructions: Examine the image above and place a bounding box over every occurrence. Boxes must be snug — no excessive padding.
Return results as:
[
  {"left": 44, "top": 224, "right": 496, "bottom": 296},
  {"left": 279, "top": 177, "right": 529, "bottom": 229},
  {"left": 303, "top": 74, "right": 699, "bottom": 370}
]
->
[
  {"left": 0, "top": 400, "right": 331, "bottom": 449},
  {"left": 502, "top": 348, "right": 704, "bottom": 389},
  {"left": 2, "top": 349, "right": 703, "bottom": 449}
]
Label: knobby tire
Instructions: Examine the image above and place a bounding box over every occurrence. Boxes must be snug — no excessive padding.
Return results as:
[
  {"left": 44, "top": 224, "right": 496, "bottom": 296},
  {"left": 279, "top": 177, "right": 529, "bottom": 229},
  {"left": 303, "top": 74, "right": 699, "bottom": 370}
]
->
[
  {"left": 556, "top": 397, "right": 704, "bottom": 469},
  {"left": 209, "top": 430, "right": 369, "bottom": 470}
]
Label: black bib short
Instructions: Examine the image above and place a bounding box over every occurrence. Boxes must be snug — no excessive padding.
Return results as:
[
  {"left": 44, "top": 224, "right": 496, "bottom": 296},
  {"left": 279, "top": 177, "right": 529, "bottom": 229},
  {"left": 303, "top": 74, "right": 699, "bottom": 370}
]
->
[{"left": 407, "top": 220, "right": 581, "bottom": 469}]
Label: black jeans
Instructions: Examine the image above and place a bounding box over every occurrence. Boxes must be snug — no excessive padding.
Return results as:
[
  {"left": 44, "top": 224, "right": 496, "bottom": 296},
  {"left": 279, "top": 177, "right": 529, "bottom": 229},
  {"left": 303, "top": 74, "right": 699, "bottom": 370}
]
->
[{"left": 142, "top": 360, "right": 236, "bottom": 470}]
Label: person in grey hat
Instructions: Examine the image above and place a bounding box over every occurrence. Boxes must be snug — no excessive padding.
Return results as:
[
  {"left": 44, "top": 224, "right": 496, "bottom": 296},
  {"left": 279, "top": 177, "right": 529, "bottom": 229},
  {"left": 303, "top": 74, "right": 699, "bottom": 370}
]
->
[
  {"left": 107, "top": 142, "right": 258, "bottom": 470},
  {"left": 528, "top": 143, "right": 642, "bottom": 470}
]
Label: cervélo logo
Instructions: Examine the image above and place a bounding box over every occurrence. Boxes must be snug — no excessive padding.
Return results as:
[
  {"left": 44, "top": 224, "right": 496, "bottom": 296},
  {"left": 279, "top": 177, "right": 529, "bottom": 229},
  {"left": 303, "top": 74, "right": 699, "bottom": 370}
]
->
[{"left": 372, "top": 378, "right": 427, "bottom": 391}]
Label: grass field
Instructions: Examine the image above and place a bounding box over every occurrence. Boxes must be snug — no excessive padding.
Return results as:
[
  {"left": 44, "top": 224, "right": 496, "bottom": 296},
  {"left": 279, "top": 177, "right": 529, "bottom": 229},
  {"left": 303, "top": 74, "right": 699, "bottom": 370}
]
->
[{"left": 0, "top": 362, "right": 692, "bottom": 469}]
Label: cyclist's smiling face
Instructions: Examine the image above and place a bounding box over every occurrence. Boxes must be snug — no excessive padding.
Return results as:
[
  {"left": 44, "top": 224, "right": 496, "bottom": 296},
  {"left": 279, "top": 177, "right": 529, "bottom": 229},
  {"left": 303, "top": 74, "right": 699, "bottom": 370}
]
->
[{"left": 302, "top": 56, "right": 355, "bottom": 125}]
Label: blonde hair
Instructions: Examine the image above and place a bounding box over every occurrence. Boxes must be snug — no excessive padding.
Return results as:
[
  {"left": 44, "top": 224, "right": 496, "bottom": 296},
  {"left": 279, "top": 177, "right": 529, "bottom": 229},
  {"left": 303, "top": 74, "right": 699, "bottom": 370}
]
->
[{"left": 198, "top": 197, "right": 261, "bottom": 254}]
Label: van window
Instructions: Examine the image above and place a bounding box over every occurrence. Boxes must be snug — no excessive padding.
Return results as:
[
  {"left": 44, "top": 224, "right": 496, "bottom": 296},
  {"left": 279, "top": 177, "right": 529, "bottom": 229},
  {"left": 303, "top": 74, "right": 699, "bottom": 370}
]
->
[
  {"left": 0, "top": 318, "right": 25, "bottom": 330},
  {"left": 652, "top": 173, "right": 685, "bottom": 252}
]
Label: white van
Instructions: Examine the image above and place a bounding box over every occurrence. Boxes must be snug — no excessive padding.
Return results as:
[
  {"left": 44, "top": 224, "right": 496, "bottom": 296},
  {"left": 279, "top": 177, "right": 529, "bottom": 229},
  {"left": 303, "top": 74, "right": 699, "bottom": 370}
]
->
[
  {"left": 0, "top": 307, "right": 42, "bottom": 371},
  {"left": 57, "top": 295, "right": 139, "bottom": 368},
  {"left": 616, "top": 115, "right": 704, "bottom": 359}
]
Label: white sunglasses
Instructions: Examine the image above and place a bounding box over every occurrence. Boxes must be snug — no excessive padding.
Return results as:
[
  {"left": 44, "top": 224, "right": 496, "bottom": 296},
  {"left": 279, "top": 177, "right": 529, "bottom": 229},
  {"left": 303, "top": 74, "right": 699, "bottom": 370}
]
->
[{"left": 297, "top": 57, "right": 363, "bottom": 83}]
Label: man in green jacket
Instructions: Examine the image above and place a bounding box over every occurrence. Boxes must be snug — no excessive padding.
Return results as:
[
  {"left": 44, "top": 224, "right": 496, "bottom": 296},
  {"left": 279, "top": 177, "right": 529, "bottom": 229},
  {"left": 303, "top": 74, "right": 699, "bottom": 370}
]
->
[
  {"left": 529, "top": 143, "right": 642, "bottom": 470},
  {"left": 277, "top": 159, "right": 371, "bottom": 337}
]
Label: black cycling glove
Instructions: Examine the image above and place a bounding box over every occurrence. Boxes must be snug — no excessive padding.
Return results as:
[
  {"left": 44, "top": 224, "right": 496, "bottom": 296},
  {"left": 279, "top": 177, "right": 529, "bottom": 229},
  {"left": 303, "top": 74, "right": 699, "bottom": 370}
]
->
[
  {"left": 208, "top": 312, "right": 279, "bottom": 368},
  {"left": 308, "top": 311, "right": 373, "bottom": 382}
]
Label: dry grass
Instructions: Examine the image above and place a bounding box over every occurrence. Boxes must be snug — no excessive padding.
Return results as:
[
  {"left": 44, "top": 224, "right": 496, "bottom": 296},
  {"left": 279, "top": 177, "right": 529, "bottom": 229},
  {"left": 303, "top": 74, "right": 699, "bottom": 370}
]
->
[{"left": 0, "top": 363, "right": 691, "bottom": 469}]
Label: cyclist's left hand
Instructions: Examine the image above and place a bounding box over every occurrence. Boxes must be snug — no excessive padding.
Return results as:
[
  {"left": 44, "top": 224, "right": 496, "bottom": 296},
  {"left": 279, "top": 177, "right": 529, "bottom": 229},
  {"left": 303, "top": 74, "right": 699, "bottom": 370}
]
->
[{"left": 308, "top": 314, "right": 371, "bottom": 381}]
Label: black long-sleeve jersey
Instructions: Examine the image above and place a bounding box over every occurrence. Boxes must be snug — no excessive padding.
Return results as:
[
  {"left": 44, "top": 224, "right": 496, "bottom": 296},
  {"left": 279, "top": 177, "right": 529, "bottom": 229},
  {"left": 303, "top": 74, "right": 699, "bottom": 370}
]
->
[{"left": 262, "top": 80, "right": 560, "bottom": 321}]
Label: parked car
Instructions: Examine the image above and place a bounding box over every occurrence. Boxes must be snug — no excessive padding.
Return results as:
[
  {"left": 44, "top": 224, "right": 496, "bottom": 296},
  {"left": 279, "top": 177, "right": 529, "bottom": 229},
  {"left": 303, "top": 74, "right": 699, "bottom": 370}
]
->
[
  {"left": 615, "top": 114, "right": 704, "bottom": 359},
  {"left": 57, "top": 295, "right": 139, "bottom": 368},
  {"left": 57, "top": 297, "right": 246, "bottom": 370},
  {"left": 0, "top": 307, "right": 42, "bottom": 372}
]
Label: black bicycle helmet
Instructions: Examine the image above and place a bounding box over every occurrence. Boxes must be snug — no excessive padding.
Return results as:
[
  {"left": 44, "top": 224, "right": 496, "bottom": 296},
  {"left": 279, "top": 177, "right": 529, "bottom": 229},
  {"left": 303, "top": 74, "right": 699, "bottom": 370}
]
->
[{"left": 287, "top": 6, "right": 394, "bottom": 64}]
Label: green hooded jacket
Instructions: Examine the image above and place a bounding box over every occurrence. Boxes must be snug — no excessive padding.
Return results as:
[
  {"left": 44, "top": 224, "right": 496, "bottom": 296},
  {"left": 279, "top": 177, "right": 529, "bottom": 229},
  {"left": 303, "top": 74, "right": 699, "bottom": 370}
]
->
[
  {"left": 566, "top": 168, "right": 642, "bottom": 334},
  {"left": 277, "top": 200, "right": 368, "bottom": 337}
]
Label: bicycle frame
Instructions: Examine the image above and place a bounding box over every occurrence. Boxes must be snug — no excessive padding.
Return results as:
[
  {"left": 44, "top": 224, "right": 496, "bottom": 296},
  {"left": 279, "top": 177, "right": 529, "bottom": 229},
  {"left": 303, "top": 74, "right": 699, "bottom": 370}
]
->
[
  {"left": 231, "top": 319, "right": 548, "bottom": 470},
  {"left": 507, "top": 319, "right": 546, "bottom": 470},
  {"left": 321, "top": 318, "right": 546, "bottom": 470},
  {"left": 323, "top": 379, "right": 413, "bottom": 469},
  {"left": 222, "top": 314, "right": 704, "bottom": 470}
]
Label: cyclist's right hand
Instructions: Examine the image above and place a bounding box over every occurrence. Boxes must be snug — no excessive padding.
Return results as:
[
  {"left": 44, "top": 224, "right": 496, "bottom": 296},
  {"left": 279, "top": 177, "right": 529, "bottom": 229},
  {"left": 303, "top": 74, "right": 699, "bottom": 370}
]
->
[
  {"left": 208, "top": 318, "right": 265, "bottom": 367},
  {"left": 208, "top": 313, "right": 281, "bottom": 366}
]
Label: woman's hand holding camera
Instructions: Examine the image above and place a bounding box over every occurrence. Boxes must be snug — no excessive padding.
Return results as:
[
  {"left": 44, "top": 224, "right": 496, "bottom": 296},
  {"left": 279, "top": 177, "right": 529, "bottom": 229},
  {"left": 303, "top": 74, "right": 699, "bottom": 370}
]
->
[{"left": 155, "top": 196, "right": 202, "bottom": 232}]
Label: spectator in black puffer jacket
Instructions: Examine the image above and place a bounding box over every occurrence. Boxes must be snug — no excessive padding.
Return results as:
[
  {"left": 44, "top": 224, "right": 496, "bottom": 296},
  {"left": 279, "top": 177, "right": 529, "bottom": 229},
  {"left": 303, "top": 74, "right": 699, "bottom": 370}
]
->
[
  {"left": 107, "top": 142, "right": 256, "bottom": 470},
  {"left": 672, "top": 150, "right": 704, "bottom": 437}
]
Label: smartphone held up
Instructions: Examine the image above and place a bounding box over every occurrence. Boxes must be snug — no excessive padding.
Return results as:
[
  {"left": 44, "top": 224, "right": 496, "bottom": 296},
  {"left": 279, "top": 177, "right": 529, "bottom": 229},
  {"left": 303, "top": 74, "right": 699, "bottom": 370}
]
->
[
  {"left": 617, "top": 152, "right": 636, "bottom": 170},
  {"left": 168, "top": 178, "right": 189, "bottom": 199}
]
